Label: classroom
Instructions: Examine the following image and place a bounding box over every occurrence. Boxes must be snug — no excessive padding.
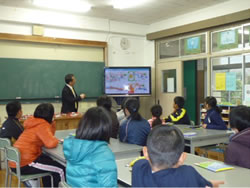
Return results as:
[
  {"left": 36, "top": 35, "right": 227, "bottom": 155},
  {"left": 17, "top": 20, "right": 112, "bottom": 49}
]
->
[{"left": 0, "top": 0, "right": 250, "bottom": 187}]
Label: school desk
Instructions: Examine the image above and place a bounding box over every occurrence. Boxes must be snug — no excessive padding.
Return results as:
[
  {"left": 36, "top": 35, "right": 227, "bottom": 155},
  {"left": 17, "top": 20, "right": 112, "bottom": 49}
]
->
[
  {"left": 20, "top": 113, "right": 83, "bottom": 130},
  {"left": 117, "top": 153, "right": 250, "bottom": 187},
  {"left": 174, "top": 124, "right": 233, "bottom": 154},
  {"left": 43, "top": 129, "right": 142, "bottom": 166}
]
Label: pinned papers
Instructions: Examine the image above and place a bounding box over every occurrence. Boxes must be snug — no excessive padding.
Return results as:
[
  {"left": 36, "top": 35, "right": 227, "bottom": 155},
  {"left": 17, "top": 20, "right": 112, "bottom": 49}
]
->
[
  {"left": 215, "top": 72, "right": 237, "bottom": 91},
  {"left": 216, "top": 73, "right": 226, "bottom": 90}
]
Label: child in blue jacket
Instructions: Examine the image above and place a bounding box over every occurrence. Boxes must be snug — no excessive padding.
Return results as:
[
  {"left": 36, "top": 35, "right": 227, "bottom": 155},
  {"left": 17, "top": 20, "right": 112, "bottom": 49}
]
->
[
  {"left": 202, "top": 96, "right": 227, "bottom": 130},
  {"left": 63, "top": 107, "right": 117, "bottom": 187}
]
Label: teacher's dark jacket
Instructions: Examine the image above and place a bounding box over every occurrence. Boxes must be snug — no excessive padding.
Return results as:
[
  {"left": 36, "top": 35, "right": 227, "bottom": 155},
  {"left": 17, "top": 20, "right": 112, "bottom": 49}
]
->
[{"left": 61, "top": 85, "right": 81, "bottom": 113}]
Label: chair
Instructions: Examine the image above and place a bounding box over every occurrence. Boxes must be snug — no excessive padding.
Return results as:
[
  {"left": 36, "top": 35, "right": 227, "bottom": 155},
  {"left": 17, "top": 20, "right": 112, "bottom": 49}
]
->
[
  {"left": 0, "top": 138, "right": 11, "bottom": 187},
  {"left": 5, "top": 146, "right": 54, "bottom": 188},
  {"left": 59, "top": 181, "right": 71, "bottom": 188}
]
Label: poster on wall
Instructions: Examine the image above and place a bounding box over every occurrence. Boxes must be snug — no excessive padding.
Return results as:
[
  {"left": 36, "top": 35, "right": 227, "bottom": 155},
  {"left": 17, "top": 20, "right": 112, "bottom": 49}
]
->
[
  {"left": 218, "top": 29, "right": 238, "bottom": 49},
  {"left": 167, "top": 78, "right": 175, "bottom": 92},
  {"left": 162, "top": 69, "right": 176, "bottom": 93},
  {"left": 215, "top": 73, "right": 226, "bottom": 90},
  {"left": 184, "top": 36, "right": 201, "bottom": 55},
  {"left": 226, "top": 72, "right": 236, "bottom": 91}
]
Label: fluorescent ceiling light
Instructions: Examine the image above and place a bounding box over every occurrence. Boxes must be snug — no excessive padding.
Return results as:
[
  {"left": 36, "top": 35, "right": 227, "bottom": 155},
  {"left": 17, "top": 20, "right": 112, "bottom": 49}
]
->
[
  {"left": 33, "top": 0, "right": 91, "bottom": 13},
  {"left": 112, "top": 0, "right": 151, "bottom": 9}
]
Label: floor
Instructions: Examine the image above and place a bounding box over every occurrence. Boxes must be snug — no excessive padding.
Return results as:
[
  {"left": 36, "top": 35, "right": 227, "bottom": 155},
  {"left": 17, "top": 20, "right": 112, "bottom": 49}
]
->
[{"left": 0, "top": 169, "right": 25, "bottom": 187}]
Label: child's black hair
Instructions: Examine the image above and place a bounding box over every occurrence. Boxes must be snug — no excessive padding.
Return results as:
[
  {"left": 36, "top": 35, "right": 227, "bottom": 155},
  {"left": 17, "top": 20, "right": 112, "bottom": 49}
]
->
[
  {"left": 229, "top": 105, "right": 250, "bottom": 132},
  {"left": 96, "top": 95, "right": 112, "bottom": 111},
  {"left": 125, "top": 98, "right": 142, "bottom": 121},
  {"left": 76, "top": 107, "right": 111, "bottom": 143},
  {"left": 174, "top": 96, "right": 185, "bottom": 108},
  {"left": 34, "top": 103, "right": 54, "bottom": 123},
  {"left": 147, "top": 125, "right": 184, "bottom": 169},
  {"left": 204, "top": 96, "right": 222, "bottom": 113},
  {"left": 6, "top": 101, "right": 21, "bottom": 117},
  {"left": 151, "top": 104, "right": 163, "bottom": 128}
]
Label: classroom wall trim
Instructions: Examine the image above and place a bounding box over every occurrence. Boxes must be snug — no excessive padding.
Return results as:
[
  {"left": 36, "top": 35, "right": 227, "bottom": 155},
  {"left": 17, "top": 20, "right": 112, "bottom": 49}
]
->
[
  {"left": 147, "top": 9, "right": 250, "bottom": 40},
  {"left": 0, "top": 32, "right": 107, "bottom": 48}
]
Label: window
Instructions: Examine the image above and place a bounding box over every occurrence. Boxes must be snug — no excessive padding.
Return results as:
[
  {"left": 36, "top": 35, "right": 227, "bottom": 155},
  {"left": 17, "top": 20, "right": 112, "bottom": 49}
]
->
[
  {"left": 211, "top": 27, "right": 243, "bottom": 52},
  {"left": 244, "top": 54, "right": 250, "bottom": 102},
  {"left": 180, "top": 34, "right": 206, "bottom": 56},
  {"left": 159, "top": 40, "right": 179, "bottom": 59},
  {"left": 211, "top": 55, "right": 243, "bottom": 105},
  {"left": 243, "top": 25, "right": 250, "bottom": 48}
]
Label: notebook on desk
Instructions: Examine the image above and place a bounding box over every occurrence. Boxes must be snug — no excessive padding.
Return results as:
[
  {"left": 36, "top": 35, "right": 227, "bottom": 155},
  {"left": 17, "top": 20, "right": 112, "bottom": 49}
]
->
[{"left": 195, "top": 161, "right": 234, "bottom": 172}]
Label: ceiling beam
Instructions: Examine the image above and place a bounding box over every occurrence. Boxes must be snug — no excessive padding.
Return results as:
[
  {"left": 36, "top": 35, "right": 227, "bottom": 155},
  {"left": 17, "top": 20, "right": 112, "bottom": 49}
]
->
[{"left": 147, "top": 9, "right": 250, "bottom": 40}]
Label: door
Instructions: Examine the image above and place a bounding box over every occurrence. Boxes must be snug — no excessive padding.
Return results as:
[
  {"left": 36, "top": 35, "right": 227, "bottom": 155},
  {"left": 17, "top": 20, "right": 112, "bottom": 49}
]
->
[
  {"left": 183, "top": 60, "right": 197, "bottom": 124},
  {"left": 156, "top": 61, "right": 183, "bottom": 117}
]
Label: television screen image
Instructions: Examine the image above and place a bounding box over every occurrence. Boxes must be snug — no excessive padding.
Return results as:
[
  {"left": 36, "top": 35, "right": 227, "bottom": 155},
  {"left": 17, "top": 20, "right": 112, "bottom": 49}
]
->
[{"left": 104, "top": 67, "right": 151, "bottom": 96}]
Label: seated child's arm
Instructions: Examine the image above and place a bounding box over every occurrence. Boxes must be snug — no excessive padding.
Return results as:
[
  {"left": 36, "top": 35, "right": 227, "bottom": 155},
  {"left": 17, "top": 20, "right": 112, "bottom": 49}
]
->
[
  {"left": 129, "top": 156, "right": 146, "bottom": 167},
  {"left": 210, "top": 180, "right": 225, "bottom": 187},
  {"left": 164, "top": 115, "right": 172, "bottom": 123}
]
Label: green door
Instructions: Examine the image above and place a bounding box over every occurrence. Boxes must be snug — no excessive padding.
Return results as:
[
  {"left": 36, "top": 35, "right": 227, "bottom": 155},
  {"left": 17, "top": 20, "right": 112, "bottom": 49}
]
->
[{"left": 183, "top": 60, "right": 197, "bottom": 124}]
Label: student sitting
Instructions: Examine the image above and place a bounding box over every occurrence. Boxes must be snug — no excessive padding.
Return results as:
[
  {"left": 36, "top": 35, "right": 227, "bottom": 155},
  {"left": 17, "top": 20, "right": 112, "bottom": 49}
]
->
[
  {"left": 148, "top": 104, "right": 165, "bottom": 128},
  {"left": 10, "top": 103, "right": 65, "bottom": 187},
  {"left": 0, "top": 101, "right": 24, "bottom": 143},
  {"left": 165, "top": 96, "right": 190, "bottom": 125},
  {"left": 132, "top": 125, "right": 224, "bottom": 187},
  {"left": 96, "top": 95, "right": 119, "bottom": 139},
  {"left": 119, "top": 98, "right": 151, "bottom": 146},
  {"left": 63, "top": 107, "right": 117, "bottom": 187},
  {"left": 225, "top": 105, "right": 250, "bottom": 169},
  {"left": 202, "top": 96, "right": 227, "bottom": 130}
]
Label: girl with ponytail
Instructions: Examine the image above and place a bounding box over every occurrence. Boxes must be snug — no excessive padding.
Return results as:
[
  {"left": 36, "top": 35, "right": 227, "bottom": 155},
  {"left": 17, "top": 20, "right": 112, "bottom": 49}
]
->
[
  {"left": 119, "top": 98, "right": 151, "bottom": 146},
  {"left": 202, "top": 96, "right": 227, "bottom": 130},
  {"left": 148, "top": 104, "right": 165, "bottom": 128}
]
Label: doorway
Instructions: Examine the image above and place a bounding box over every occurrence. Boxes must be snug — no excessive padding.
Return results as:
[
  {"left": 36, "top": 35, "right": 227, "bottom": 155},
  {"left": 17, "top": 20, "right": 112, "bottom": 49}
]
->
[{"left": 183, "top": 59, "right": 207, "bottom": 124}]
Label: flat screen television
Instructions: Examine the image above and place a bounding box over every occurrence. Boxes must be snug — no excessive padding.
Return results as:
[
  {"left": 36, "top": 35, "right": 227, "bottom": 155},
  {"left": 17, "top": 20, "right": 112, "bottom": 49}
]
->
[{"left": 104, "top": 67, "right": 151, "bottom": 96}]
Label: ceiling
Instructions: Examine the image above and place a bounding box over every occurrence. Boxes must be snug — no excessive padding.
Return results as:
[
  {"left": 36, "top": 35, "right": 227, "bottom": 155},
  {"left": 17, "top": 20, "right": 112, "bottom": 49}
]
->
[{"left": 0, "top": 0, "right": 230, "bottom": 25}]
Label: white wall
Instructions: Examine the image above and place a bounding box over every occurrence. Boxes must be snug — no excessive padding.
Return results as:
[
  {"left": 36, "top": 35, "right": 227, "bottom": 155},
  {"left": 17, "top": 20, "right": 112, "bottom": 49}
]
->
[
  {"left": 0, "top": 5, "right": 155, "bottom": 124},
  {"left": 148, "top": 0, "right": 250, "bottom": 33}
]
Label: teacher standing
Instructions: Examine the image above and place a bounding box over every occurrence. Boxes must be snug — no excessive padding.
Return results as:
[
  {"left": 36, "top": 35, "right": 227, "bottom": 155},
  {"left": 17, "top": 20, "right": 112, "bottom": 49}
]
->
[{"left": 61, "top": 74, "right": 85, "bottom": 113}]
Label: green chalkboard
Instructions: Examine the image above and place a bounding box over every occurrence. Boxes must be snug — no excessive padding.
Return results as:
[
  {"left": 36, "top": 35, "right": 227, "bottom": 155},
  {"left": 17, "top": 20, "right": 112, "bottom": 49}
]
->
[{"left": 0, "top": 58, "right": 104, "bottom": 100}]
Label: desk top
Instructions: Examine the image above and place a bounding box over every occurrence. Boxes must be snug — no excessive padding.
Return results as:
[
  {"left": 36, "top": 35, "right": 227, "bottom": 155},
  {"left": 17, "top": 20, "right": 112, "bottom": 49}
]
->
[
  {"left": 174, "top": 124, "right": 232, "bottom": 140},
  {"left": 43, "top": 130, "right": 142, "bottom": 165},
  {"left": 20, "top": 113, "right": 83, "bottom": 123},
  {"left": 117, "top": 153, "right": 250, "bottom": 187}
]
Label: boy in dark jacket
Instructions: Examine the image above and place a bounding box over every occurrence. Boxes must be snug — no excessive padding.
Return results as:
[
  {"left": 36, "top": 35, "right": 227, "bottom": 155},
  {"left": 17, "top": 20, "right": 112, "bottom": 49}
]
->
[
  {"left": 165, "top": 96, "right": 190, "bottom": 125},
  {"left": 225, "top": 105, "right": 250, "bottom": 169},
  {"left": 0, "top": 101, "right": 23, "bottom": 143},
  {"left": 132, "top": 125, "right": 224, "bottom": 187}
]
